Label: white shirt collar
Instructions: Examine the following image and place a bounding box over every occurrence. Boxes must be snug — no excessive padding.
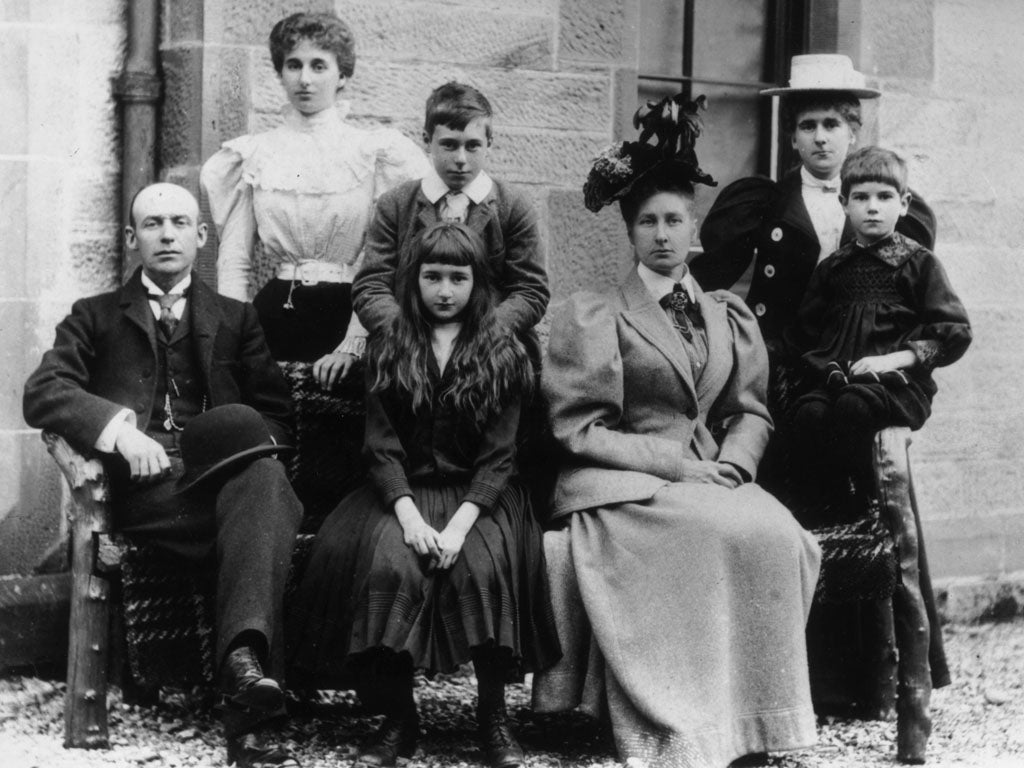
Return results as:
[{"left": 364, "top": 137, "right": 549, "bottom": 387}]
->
[
  {"left": 142, "top": 272, "right": 192, "bottom": 296},
  {"left": 421, "top": 167, "right": 494, "bottom": 205},
  {"left": 801, "top": 165, "right": 841, "bottom": 193},
  {"left": 637, "top": 263, "right": 695, "bottom": 303}
]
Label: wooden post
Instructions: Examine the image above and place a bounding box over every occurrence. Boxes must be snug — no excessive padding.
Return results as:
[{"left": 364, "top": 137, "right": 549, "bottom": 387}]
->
[{"left": 43, "top": 433, "right": 112, "bottom": 749}]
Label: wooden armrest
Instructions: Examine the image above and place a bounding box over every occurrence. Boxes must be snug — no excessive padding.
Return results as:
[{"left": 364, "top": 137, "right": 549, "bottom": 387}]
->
[
  {"left": 41, "top": 432, "right": 114, "bottom": 748},
  {"left": 42, "top": 432, "right": 110, "bottom": 510}
]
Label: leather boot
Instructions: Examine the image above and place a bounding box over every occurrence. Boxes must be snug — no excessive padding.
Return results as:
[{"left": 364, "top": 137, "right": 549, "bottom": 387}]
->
[
  {"left": 355, "top": 712, "right": 419, "bottom": 768},
  {"left": 221, "top": 645, "right": 284, "bottom": 711},
  {"left": 896, "top": 684, "right": 932, "bottom": 764},
  {"left": 226, "top": 728, "right": 299, "bottom": 767},
  {"left": 478, "top": 706, "right": 525, "bottom": 768}
]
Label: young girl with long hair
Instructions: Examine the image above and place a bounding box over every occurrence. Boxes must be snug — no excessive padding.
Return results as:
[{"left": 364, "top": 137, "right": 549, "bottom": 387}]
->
[{"left": 289, "top": 222, "right": 559, "bottom": 768}]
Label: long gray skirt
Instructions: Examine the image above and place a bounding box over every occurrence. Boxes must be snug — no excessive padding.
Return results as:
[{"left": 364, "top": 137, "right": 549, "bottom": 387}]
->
[{"left": 534, "top": 481, "right": 821, "bottom": 768}]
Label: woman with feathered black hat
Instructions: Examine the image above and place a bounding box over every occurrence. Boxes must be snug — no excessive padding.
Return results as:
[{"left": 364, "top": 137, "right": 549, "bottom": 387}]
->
[{"left": 533, "top": 96, "right": 821, "bottom": 768}]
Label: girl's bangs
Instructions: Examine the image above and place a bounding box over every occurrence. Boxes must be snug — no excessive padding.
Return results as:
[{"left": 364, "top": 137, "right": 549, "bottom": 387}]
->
[{"left": 417, "top": 225, "right": 483, "bottom": 268}]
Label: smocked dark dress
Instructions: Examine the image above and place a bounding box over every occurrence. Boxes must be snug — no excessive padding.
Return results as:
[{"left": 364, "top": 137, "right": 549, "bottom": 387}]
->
[
  {"left": 789, "top": 232, "right": 972, "bottom": 426},
  {"left": 288, "top": 356, "right": 560, "bottom": 679}
]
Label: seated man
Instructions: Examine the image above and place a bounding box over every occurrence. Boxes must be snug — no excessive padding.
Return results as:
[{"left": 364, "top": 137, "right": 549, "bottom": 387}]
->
[{"left": 23, "top": 182, "right": 302, "bottom": 768}]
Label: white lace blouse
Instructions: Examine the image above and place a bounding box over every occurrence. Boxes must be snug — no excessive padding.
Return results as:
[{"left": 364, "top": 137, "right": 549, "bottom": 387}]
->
[{"left": 201, "top": 103, "right": 429, "bottom": 350}]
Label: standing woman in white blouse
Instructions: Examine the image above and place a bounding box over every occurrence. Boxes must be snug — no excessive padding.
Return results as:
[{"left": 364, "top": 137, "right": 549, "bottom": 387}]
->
[{"left": 202, "top": 12, "right": 429, "bottom": 388}]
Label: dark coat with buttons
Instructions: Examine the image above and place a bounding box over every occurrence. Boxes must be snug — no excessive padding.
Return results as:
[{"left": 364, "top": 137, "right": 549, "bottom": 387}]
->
[
  {"left": 23, "top": 267, "right": 293, "bottom": 455},
  {"left": 690, "top": 168, "right": 936, "bottom": 355}
]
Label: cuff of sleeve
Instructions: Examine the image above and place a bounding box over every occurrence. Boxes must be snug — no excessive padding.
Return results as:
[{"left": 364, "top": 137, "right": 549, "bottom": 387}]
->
[
  {"left": 905, "top": 339, "right": 940, "bottom": 369},
  {"left": 717, "top": 447, "right": 759, "bottom": 483},
  {"left": 95, "top": 409, "right": 136, "bottom": 453},
  {"left": 375, "top": 474, "right": 414, "bottom": 507},
  {"left": 464, "top": 476, "right": 504, "bottom": 511},
  {"left": 336, "top": 335, "right": 366, "bottom": 358}
]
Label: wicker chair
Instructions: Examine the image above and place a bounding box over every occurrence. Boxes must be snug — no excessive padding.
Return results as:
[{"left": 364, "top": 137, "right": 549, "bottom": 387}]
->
[{"left": 47, "top": 361, "right": 365, "bottom": 748}]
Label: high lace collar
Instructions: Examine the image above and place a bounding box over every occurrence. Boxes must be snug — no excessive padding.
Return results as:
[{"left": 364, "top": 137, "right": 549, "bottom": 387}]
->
[{"left": 281, "top": 100, "right": 353, "bottom": 132}]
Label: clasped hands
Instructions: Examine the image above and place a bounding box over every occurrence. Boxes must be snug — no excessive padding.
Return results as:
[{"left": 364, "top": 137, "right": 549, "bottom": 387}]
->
[{"left": 395, "top": 496, "right": 479, "bottom": 571}]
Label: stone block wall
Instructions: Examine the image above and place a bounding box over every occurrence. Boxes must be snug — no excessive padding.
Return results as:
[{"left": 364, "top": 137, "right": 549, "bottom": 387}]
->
[
  {"left": 161, "top": 0, "right": 637, "bottom": 297},
  {"left": 850, "top": 0, "right": 1024, "bottom": 583},
  {"left": 5, "top": 0, "right": 1023, "bottom": 595},
  {"left": 0, "top": 1, "right": 127, "bottom": 574}
]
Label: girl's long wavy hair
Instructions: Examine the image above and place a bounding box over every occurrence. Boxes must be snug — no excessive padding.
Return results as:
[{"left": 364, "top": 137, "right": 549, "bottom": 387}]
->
[{"left": 367, "top": 222, "right": 534, "bottom": 423}]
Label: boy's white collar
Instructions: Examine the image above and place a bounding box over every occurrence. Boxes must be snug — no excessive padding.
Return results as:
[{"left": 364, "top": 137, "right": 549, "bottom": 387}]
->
[{"left": 421, "top": 168, "right": 493, "bottom": 204}]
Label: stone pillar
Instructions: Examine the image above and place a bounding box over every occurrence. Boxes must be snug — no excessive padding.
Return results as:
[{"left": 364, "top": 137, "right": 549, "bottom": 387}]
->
[{"left": 0, "top": 1, "right": 126, "bottom": 577}]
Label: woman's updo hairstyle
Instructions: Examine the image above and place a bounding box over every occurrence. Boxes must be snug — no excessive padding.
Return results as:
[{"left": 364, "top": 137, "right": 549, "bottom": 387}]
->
[
  {"left": 269, "top": 12, "right": 356, "bottom": 78},
  {"left": 619, "top": 162, "right": 696, "bottom": 228}
]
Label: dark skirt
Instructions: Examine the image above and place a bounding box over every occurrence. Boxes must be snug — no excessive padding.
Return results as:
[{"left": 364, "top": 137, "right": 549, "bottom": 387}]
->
[
  {"left": 252, "top": 278, "right": 353, "bottom": 363},
  {"left": 287, "top": 479, "right": 561, "bottom": 680}
]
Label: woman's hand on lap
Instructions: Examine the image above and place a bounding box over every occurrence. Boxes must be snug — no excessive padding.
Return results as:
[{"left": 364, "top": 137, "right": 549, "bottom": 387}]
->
[
  {"left": 434, "top": 526, "right": 467, "bottom": 570},
  {"left": 313, "top": 351, "right": 358, "bottom": 390},
  {"left": 394, "top": 497, "right": 440, "bottom": 558},
  {"left": 680, "top": 459, "right": 743, "bottom": 489}
]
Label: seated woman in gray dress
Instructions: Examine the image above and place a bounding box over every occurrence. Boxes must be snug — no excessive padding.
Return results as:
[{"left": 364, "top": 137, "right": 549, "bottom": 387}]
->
[{"left": 532, "top": 96, "right": 822, "bottom": 768}]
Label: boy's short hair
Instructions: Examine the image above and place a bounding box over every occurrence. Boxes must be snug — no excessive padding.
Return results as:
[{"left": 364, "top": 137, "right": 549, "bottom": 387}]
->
[
  {"left": 782, "top": 92, "right": 862, "bottom": 134},
  {"left": 424, "top": 82, "right": 493, "bottom": 142},
  {"left": 840, "top": 146, "right": 909, "bottom": 197},
  {"left": 269, "top": 12, "right": 356, "bottom": 77}
]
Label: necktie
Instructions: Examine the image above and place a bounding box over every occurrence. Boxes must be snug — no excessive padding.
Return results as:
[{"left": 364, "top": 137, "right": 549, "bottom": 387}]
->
[
  {"left": 154, "top": 293, "right": 182, "bottom": 338},
  {"left": 660, "top": 283, "right": 696, "bottom": 341},
  {"left": 440, "top": 191, "right": 470, "bottom": 223}
]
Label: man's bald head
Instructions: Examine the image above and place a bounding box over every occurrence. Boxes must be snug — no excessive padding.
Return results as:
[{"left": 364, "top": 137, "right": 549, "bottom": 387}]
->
[
  {"left": 125, "top": 183, "right": 207, "bottom": 292},
  {"left": 128, "top": 183, "right": 201, "bottom": 229}
]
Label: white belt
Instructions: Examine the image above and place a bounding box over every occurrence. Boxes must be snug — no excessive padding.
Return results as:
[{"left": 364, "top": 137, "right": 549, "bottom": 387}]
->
[{"left": 276, "top": 261, "right": 348, "bottom": 285}]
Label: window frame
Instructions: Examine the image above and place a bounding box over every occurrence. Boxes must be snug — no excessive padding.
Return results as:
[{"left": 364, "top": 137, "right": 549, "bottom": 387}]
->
[{"left": 636, "top": 0, "right": 809, "bottom": 180}]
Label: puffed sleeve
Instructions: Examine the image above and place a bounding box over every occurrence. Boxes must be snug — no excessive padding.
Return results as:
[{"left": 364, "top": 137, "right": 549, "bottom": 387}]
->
[
  {"left": 542, "top": 293, "right": 690, "bottom": 482},
  {"left": 371, "top": 128, "right": 430, "bottom": 202},
  {"left": 899, "top": 189, "right": 937, "bottom": 250},
  {"left": 691, "top": 175, "right": 779, "bottom": 291},
  {"left": 200, "top": 137, "right": 258, "bottom": 302},
  {"left": 707, "top": 291, "right": 773, "bottom": 478},
  {"left": 900, "top": 248, "right": 972, "bottom": 370}
]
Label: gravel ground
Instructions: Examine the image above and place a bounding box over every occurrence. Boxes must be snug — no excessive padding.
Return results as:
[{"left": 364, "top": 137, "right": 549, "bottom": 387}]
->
[{"left": 1, "top": 620, "right": 1021, "bottom": 768}]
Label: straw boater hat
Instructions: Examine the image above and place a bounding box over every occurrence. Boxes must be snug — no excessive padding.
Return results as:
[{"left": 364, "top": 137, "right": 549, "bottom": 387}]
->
[{"left": 760, "top": 54, "right": 881, "bottom": 99}]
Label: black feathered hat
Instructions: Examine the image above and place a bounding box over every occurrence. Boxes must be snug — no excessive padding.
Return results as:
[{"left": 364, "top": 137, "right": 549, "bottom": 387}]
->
[{"left": 583, "top": 93, "right": 717, "bottom": 213}]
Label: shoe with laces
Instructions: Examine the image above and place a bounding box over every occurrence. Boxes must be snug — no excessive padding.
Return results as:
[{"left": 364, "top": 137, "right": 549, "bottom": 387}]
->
[{"left": 477, "top": 707, "right": 525, "bottom": 768}]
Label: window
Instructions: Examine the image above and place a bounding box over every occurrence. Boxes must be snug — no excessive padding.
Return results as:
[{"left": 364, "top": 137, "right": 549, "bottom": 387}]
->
[{"left": 637, "top": 0, "right": 807, "bottom": 221}]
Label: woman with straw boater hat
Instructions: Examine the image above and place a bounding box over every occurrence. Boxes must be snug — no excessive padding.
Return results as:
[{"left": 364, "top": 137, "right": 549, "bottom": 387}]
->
[
  {"left": 691, "top": 54, "right": 950, "bottom": 765},
  {"left": 691, "top": 54, "right": 936, "bottom": 356}
]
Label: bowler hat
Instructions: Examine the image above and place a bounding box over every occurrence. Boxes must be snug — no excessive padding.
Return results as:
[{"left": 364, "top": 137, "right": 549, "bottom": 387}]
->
[
  {"left": 174, "top": 404, "right": 294, "bottom": 493},
  {"left": 761, "top": 54, "right": 881, "bottom": 98}
]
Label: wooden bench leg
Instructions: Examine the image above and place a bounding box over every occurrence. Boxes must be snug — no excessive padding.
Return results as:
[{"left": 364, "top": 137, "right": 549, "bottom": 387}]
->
[
  {"left": 874, "top": 428, "right": 931, "bottom": 765},
  {"left": 44, "top": 434, "right": 113, "bottom": 748}
]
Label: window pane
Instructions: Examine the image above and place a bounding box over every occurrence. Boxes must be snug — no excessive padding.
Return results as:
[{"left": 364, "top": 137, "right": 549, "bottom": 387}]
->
[{"left": 638, "top": 0, "right": 771, "bottom": 224}]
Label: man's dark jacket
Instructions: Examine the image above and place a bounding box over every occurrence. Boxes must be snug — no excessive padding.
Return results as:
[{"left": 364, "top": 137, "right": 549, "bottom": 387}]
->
[{"left": 23, "top": 267, "right": 292, "bottom": 456}]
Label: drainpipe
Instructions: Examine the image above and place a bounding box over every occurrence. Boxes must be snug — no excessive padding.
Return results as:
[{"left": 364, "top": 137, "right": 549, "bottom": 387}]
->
[{"left": 112, "top": 0, "right": 161, "bottom": 280}]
